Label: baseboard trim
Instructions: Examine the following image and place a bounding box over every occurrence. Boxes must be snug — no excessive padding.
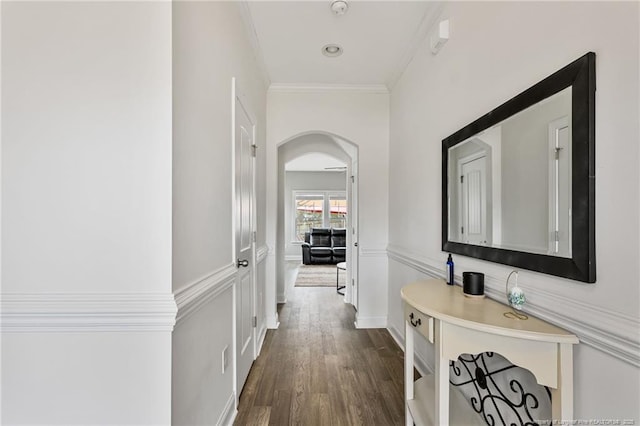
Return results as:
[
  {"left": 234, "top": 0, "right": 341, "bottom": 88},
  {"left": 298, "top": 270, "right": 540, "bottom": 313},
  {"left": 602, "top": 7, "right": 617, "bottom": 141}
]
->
[
  {"left": 388, "top": 324, "right": 431, "bottom": 377},
  {"left": 217, "top": 392, "right": 237, "bottom": 426},
  {"left": 387, "top": 244, "right": 640, "bottom": 367},
  {"left": 266, "top": 312, "right": 280, "bottom": 330},
  {"left": 354, "top": 315, "right": 387, "bottom": 329},
  {"left": 1, "top": 292, "right": 177, "bottom": 333},
  {"left": 256, "top": 324, "right": 268, "bottom": 357},
  {"left": 174, "top": 264, "right": 236, "bottom": 325}
]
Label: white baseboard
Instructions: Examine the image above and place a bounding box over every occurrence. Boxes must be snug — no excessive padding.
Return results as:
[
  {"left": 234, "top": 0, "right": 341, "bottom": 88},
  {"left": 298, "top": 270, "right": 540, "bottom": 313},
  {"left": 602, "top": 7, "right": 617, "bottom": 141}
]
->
[
  {"left": 217, "top": 392, "right": 236, "bottom": 426},
  {"left": 354, "top": 315, "right": 387, "bottom": 329},
  {"left": 359, "top": 247, "right": 388, "bottom": 258},
  {"left": 266, "top": 312, "right": 279, "bottom": 329},
  {"left": 256, "top": 324, "right": 267, "bottom": 357}
]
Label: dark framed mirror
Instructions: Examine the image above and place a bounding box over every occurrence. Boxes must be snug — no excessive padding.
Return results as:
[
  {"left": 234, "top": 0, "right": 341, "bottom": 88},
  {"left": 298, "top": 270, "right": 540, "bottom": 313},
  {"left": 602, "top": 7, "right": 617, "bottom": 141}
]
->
[{"left": 442, "top": 52, "right": 595, "bottom": 283}]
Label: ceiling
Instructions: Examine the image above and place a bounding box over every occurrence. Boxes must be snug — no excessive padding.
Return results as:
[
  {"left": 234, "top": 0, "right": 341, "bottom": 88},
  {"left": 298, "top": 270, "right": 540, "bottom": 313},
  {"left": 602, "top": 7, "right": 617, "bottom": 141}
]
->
[
  {"left": 243, "top": 1, "right": 438, "bottom": 89},
  {"left": 285, "top": 153, "right": 347, "bottom": 171}
]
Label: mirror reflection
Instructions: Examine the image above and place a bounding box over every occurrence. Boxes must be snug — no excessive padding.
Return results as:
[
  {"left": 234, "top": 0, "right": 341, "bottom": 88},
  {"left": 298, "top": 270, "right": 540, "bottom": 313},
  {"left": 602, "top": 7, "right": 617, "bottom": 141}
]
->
[{"left": 447, "top": 87, "right": 572, "bottom": 258}]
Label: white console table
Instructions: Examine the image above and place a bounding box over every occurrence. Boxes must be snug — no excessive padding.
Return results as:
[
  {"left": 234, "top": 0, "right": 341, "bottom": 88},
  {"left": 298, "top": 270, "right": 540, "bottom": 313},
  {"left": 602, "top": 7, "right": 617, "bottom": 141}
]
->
[{"left": 402, "top": 279, "right": 579, "bottom": 426}]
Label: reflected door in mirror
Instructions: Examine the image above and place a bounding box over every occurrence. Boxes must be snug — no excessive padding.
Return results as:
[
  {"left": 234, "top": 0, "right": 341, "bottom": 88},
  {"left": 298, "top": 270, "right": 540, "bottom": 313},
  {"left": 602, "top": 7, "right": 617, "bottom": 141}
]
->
[
  {"left": 441, "top": 52, "right": 596, "bottom": 283},
  {"left": 447, "top": 87, "right": 572, "bottom": 258}
]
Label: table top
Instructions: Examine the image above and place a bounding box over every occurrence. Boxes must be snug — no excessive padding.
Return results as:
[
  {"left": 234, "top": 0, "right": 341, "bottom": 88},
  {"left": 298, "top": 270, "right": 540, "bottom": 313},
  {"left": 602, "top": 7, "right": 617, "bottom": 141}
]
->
[
  {"left": 336, "top": 262, "right": 347, "bottom": 270},
  {"left": 402, "top": 279, "right": 578, "bottom": 344}
]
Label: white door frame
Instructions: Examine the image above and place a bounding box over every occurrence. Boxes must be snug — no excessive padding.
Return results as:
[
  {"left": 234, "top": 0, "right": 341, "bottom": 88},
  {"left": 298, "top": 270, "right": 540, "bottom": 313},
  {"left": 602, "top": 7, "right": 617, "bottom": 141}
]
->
[
  {"left": 346, "top": 159, "right": 358, "bottom": 308},
  {"left": 231, "top": 78, "right": 257, "bottom": 405},
  {"left": 548, "top": 116, "right": 571, "bottom": 256},
  {"left": 274, "top": 134, "right": 359, "bottom": 312}
]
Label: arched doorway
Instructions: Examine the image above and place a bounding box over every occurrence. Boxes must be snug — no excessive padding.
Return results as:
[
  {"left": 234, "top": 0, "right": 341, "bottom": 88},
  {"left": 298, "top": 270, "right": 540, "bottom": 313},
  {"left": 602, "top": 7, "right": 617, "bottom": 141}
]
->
[{"left": 276, "top": 132, "right": 359, "bottom": 312}]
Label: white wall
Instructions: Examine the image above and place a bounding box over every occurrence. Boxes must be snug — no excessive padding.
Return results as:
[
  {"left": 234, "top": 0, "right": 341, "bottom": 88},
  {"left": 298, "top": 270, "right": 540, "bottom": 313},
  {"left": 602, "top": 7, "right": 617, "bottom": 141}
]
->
[
  {"left": 172, "top": 2, "right": 267, "bottom": 425},
  {"left": 1, "top": 2, "right": 173, "bottom": 424},
  {"left": 388, "top": 1, "right": 639, "bottom": 422},
  {"left": 267, "top": 89, "right": 390, "bottom": 328}
]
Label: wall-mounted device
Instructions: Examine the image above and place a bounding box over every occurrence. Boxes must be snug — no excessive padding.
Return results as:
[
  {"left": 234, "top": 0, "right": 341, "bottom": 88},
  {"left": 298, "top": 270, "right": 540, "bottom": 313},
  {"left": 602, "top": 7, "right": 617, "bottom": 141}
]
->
[{"left": 430, "top": 19, "right": 450, "bottom": 55}]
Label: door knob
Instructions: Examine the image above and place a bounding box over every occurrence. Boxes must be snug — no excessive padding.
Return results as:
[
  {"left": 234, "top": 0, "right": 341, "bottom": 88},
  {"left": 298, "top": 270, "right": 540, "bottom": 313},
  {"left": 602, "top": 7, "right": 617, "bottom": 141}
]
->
[{"left": 237, "top": 259, "right": 249, "bottom": 268}]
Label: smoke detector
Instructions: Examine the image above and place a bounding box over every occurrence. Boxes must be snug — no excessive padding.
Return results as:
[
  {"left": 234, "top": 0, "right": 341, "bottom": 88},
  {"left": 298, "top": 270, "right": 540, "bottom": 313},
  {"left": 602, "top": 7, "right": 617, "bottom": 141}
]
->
[{"left": 331, "top": 1, "right": 349, "bottom": 16}]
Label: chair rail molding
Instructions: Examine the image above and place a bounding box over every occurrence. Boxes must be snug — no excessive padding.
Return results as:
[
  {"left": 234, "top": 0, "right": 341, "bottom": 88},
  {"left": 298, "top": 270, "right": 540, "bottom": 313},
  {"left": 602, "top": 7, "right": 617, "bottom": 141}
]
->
[
  {"left": 386, "top": 244, "right": 640, "bottom": 368},
  {"left": 257, "top": 244, "right": 269, "bottom": 263},
  {"left": 1, "top": 292, "right": 177, "bottom": 333},
  {"left": 359, "top": 246, "right": 388, "bottom": 258},
  {"left": 387, "top": 244, "right": 444, "bottom": 277},
  {"left": 174, "top": 263, "right": 237, "bottom": 325}
]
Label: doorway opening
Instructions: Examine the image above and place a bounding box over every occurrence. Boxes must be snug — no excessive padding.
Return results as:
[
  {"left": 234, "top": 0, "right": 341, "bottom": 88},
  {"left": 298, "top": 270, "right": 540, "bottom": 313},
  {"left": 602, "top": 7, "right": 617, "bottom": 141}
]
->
[{"left": 276, "top": 132, "right": 359, "bottom": 312}]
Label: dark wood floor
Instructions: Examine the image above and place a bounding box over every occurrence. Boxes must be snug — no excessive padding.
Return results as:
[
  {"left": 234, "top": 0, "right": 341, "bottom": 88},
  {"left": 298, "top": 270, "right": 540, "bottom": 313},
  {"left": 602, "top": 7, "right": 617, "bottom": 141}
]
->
[{"left": 234, "top": 287, "right": 408, "bottom": 426}]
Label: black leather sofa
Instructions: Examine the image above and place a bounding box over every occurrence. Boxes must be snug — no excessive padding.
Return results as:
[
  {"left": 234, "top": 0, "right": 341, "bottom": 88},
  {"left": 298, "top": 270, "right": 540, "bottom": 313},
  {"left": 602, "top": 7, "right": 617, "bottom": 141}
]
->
[{"left": 301, "top": 228, "right": 346, "bottom": 265}]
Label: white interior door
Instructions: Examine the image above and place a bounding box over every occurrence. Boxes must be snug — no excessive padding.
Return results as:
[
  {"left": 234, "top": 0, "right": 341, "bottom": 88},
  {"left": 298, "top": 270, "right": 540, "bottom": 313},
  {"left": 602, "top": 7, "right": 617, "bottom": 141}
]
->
[
  {"left": 460, "top": 155, "right": 487, "bottom": 245},
  {"left": 234, "top": 89, "right": 255, "bottom": 399}
]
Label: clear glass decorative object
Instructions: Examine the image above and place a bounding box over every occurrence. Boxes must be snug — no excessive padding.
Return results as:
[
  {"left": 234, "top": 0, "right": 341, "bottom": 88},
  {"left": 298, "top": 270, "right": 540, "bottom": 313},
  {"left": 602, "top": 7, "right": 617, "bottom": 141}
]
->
[{"left": 506, "top": 270, "right": 526, "bottom": 310}]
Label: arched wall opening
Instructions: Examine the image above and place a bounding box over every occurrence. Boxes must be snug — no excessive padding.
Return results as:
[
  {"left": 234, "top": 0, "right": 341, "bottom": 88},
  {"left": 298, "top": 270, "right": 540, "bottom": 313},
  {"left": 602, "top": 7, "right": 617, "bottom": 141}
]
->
[{"left": 276, "top": 131, "right": 359, "bottom": 308}]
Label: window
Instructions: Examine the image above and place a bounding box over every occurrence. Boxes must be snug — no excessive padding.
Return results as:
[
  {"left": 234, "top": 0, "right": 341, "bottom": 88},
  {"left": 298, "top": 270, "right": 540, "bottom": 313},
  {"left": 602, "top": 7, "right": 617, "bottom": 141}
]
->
[
  {"left": 329, "top": 195, "right": 347, "bottom": 229},
  {"left": 294, "top": 191, "right": 347, "bottom": 241},
  {"left": 295, "top": 194, "right": 324, "bottom": 241}
]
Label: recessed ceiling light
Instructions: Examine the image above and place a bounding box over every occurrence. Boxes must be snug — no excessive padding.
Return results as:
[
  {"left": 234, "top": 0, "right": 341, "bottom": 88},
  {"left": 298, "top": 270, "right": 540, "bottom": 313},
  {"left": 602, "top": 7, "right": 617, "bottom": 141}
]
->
[{"left": 322, "top": 44, "right": 343, "bottom": 57}]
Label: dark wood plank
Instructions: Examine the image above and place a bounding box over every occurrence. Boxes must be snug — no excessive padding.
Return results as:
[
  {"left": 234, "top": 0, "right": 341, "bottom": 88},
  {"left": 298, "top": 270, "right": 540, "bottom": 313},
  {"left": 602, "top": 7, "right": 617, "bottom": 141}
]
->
[
  {"left": 267, "top": 390, "right": 291, "bottom": 426},
  {"left": 234, "top": 286, "right": 407, "bottom": 426},
  {"left": 244, "top": 406, "right": 270, "bottom": 426},
  {"left": 309, "top": 393, "right": 332, "bottom": 426}
]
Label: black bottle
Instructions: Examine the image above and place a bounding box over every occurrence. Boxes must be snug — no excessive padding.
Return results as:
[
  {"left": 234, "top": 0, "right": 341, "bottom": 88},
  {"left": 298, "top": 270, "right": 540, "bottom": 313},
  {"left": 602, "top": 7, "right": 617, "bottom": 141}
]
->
[{"left": 446, "top": 254, "right": 454, "bottom": 285}]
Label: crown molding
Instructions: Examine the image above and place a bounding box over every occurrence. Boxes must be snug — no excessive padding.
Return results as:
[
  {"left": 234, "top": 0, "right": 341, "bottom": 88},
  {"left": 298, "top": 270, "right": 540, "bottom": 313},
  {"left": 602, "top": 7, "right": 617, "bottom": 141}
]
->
[
  {"left": 386, "top": 2, "right": 445, "bottom": 90},
  {"left": 268, "top": 83, "right": 389, "bottom": 94},
  {"left": 236, "top": 1, "right": 272, "bottom": 89},
  {"left": 387, "top": 244, "right": 640, "bottom": 367},
  {"left": 1, "top": 292, "right": 177, "bottom": 333},
  {"left": 236, "top": 1, "right": 444, "bottom": 95}
]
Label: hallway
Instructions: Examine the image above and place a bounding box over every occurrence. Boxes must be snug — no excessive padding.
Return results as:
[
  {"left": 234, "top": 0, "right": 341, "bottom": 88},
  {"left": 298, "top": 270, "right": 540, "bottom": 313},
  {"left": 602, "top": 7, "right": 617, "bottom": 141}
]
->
[{"left": 234, "top": 287, "right": 407, "bottom": 425}]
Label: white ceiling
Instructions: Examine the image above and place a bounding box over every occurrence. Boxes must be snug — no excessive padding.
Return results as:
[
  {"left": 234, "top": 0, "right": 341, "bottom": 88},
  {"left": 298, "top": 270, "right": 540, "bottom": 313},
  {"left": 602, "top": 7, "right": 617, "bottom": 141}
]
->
[
  {"left": 285, "top": 153, "right": 347, "bottom": 171},
  {"left": 243, "top": 1, "right": 437, "bottom": 89}
]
